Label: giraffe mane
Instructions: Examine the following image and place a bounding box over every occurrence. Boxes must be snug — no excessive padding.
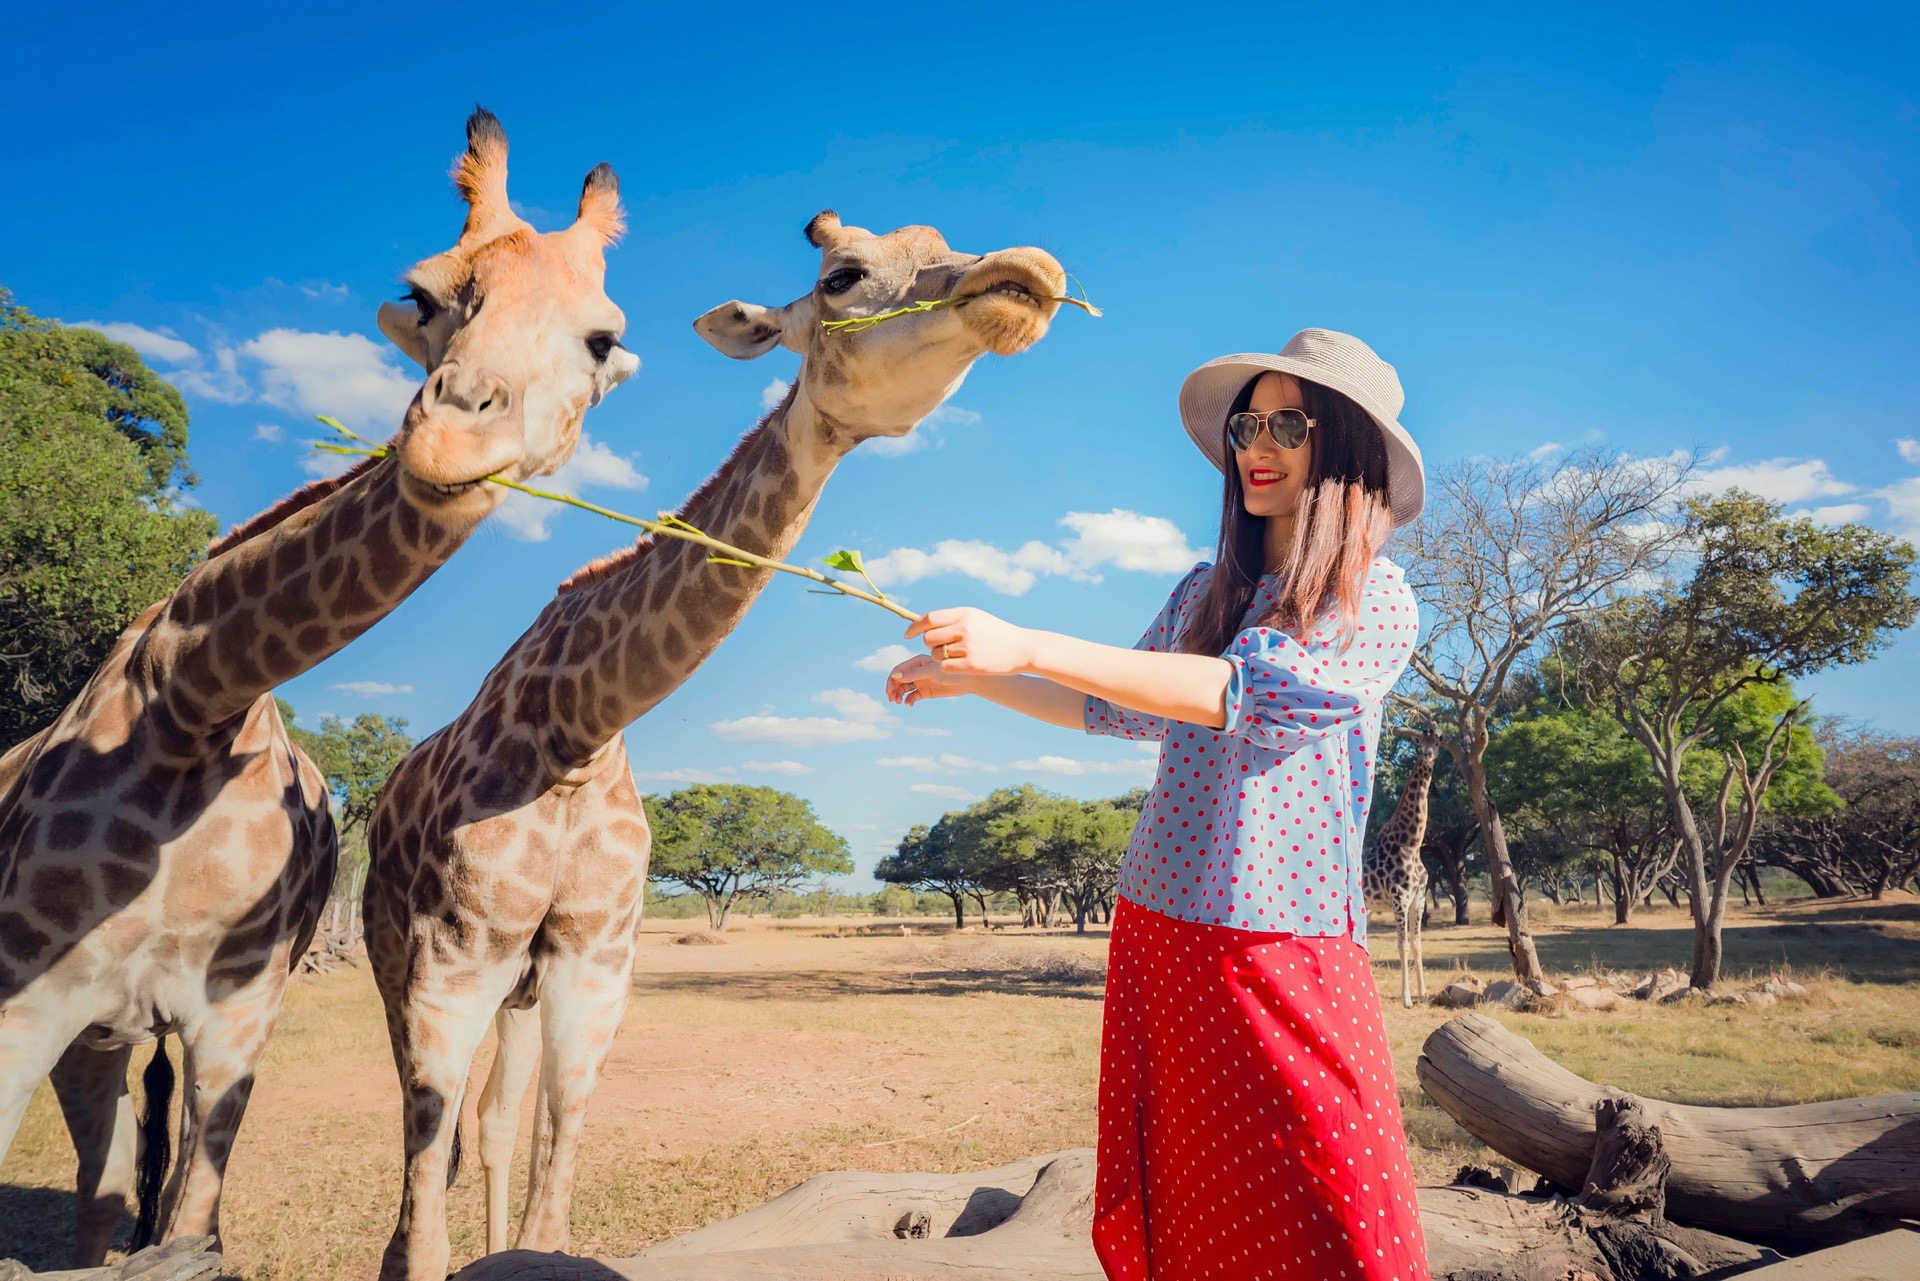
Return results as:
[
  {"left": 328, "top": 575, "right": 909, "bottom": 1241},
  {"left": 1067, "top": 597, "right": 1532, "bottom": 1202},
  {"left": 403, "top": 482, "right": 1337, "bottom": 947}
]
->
[
  {"left": 205, "top": 455, "right": 384, "bottom": 559},
  {"left": 554, "top": 387, "right": 796, "bottom": 596}
]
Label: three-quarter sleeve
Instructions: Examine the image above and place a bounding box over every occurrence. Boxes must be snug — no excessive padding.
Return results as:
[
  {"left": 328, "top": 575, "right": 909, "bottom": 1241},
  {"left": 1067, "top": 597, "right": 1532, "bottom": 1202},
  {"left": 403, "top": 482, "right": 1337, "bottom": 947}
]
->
[
  {"left": 1083, "top": 563, "right": 1209, "bottom": 742},
  {"left": 1219, "top": 561, "right": 1419, "bottom": 751}
]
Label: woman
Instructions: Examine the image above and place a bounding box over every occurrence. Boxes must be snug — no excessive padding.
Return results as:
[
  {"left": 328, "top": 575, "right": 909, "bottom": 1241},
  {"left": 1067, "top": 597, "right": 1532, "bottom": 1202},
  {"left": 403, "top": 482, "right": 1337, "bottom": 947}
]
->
[{"left": 884, "top": 329, "right": 1431, "bottom": 1280}]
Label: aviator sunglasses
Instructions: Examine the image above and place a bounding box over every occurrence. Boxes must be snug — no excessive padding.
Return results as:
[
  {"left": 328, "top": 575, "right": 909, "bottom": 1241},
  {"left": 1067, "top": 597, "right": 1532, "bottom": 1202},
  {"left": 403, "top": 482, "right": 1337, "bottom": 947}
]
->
[{"left": 1227, "top": 407, "right": 1315, "bottom": 452}]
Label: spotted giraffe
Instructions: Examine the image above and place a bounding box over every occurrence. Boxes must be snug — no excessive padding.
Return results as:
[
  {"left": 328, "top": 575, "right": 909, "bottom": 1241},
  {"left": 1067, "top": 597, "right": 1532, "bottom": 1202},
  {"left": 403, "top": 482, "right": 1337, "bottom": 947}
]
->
[
  {"left": 0, "top": 108, "right": 635, "bottom": 1266},
  {"left": 1364, "top": 733, "right": 1438, "bottom": 1007},
  {"left": 362, "top": 210, "right": 1071, "bottom": 1281}
]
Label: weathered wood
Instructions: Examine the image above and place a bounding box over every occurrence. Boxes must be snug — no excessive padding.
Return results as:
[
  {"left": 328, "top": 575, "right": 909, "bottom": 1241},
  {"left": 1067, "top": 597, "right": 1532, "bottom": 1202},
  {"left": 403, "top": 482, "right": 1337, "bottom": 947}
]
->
[
  {"left": 0, "top": 1237, "right": 220, "bottom": 1281},
  {"left": 1418, "top": 1012, "right": 1920, "bottom": 1247},
  {"left": 1721, "top": 1227, "right": 1920, "bottom": 1279}
]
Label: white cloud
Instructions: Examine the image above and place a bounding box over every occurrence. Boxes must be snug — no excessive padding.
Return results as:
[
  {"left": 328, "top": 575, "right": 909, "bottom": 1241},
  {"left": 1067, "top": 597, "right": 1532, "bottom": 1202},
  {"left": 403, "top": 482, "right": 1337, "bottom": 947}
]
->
[
  {"left": 1799, "top": 503, "right": 1870, "bottom": 526},
  {"left": 300, "top": 281, "right": 351, "bottom": 302},
  {"left": 741, "top": 760, "right": 814, "bottom": 776},
  {"left": 300, "top": 450, "right": 357, "bottom": 480},
  {"left": 909, "top": 783, "right": 976, "bottom": 801},
  {"left": 494, "top": 434, "right": 648, "bottom": 541},
  {"left": 1877, "top": 476, "right": 1920, "bottom": 543},
  {"left": 72, "top": 320, "right": 199, "bottom": 366},
  {"left": 710, "top": 687, "right": 895, "bottom": 746},
  {"left": 761, "top": 379, "right": 791, "bottom": 412},
  {"left": 1011, "top": 754, "right": 1156, "bottom": 777},
  {"left": 1528, "top": 442, "right": 1564, "bottom": 461},
  {"left": 254, "top": 423, "right": 286, "bottom": 444},
  {"left": 865, "top": 403, "right": 982, "bottom": 457},
  {"left": 242, "top": 329, "right": 417, "bottom": 431},
  {"left": 875, "top": 753, "right": 994, "bottom": 775},
  {"left": 331, "top": 680, "right": 413, "bottom": 697},
  {"left": 1692, "top": 456, "right": 1855, "bottom": 503},
  {"left": 866, "top": 509, "right": 1202, "bottom": 597},
  {"left": 853, "top": 643, "right": 917, "bottom": 673},
  {"left": 1898, "top": 439, "right": 1920, "bottom": 466},
  {"left": 1058, "top": 509, "right": 1205, "bottom": 575},
  {"left": 635, "top": 767, "right": 736, "bottom": 785},
  {"left": 904, "top": 726, "right": 953, "bottom": 737},
  {"left": 170, "top": 344, "right": 250, "bottom": 404}
]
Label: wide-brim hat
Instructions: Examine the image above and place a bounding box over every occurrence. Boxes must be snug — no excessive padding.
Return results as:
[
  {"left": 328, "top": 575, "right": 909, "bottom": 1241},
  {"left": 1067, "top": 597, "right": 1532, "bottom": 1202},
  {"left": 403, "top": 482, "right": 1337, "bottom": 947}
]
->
[{"left": 1178, "top": 328, "right": 1425, "bottom": 528}]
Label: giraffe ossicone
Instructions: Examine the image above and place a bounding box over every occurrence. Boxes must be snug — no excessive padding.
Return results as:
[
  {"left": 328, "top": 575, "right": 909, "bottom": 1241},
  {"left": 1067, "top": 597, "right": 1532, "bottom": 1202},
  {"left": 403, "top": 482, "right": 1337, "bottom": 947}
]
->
[
  {"left": 365, "top": 211, "right": 1069, "bottom": 1281},
  {"left": 0, "top": 107, "right": 636, "bottom": 1269}
]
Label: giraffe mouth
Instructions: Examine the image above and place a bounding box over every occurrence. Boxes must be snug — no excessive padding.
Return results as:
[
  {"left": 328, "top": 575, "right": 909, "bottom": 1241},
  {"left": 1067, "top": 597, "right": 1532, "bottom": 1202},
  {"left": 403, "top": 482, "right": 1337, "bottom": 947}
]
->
[
  {"left": 981, "top": 279, "right": 1042, "bottom": 308},
  {"left": 425, "top": 479, "right": 485, "bottom": 498}
]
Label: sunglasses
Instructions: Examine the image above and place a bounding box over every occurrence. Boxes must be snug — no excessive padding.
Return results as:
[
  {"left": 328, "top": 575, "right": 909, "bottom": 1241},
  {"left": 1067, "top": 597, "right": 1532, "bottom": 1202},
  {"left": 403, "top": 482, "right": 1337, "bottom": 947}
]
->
[{"left": 1227, "top": 408, "right": 1315, "bottom": 452}]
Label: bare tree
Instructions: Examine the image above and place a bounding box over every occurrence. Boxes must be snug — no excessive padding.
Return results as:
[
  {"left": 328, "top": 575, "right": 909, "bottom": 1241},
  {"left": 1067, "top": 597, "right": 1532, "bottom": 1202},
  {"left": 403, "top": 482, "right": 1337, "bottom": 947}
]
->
[
  {"left": 1396, "top": 448, "right": 1693, "bottom": 982},
  {"left": 1573, "top": 493, "right": 1916, "bottom": 989}
]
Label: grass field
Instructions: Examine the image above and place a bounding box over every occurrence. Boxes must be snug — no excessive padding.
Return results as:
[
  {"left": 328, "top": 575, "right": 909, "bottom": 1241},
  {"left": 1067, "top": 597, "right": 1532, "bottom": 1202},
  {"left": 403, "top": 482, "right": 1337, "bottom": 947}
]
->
[{"left": 4, "top": 894, "right": 1918, "bottom": 1279}]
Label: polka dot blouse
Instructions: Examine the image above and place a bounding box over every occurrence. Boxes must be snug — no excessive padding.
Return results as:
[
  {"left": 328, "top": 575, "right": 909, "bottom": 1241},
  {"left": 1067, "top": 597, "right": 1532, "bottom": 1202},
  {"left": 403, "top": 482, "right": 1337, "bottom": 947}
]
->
[{"left": 1084, "top": 558, "right": 1419, "bottom": 941}]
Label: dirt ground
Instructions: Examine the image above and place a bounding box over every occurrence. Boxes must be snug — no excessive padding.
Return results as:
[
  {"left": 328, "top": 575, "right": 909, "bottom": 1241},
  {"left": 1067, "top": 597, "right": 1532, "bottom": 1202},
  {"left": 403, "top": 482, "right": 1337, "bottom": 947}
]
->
[{"left": 4, "top": 895, "right": 1919, "bottom": 1279}]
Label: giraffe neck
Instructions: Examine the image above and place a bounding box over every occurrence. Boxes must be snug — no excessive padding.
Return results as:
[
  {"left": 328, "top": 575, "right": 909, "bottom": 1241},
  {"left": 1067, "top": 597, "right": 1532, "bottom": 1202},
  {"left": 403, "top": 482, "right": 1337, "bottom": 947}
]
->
[
  {"left": 535, "top": 388, "right": 849, "bottom": 762},
  {"left": 1391, "top": 751, "right": 1437, "bottom": 853},
  {"left": 141, "top": 458, "right": 472, "bottom": 741}
]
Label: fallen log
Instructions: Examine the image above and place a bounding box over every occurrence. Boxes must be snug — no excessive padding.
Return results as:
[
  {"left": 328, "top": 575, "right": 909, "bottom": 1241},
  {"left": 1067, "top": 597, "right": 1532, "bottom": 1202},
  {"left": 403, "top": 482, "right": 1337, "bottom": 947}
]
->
[
  {"left": 0, "top": 1237, "right": 221, "bottom": 1281},
  {"left": 1417, "top": 1012, "right": 1920, "bottom": 1248},
  {"left": 453, "top": 1139, "right": 1775, "bottom": 1281}
]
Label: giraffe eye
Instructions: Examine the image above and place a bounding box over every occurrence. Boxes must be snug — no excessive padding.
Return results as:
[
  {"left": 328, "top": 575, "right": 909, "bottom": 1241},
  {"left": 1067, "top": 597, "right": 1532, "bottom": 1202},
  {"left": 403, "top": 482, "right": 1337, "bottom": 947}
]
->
[
  {"left": 820, "top": 267, "right": 865, "bottom": 295},
  {"left": 405, "top": 287, "right": 438, "bottom": 327},
  {"left": 586, "top": 333, "right": 619, "bottom": 363}
]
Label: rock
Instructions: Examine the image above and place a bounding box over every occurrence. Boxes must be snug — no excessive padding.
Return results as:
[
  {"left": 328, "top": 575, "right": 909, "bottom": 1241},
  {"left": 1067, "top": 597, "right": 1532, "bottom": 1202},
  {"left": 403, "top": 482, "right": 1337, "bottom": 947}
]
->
[
  {"left": 1483, "top": 979, "right": 1529, "bottom": 1008},
  {"left": 1635, "top": 968, "right": 1688, "bottom": 1002},
  {"left": 1757, "top": 979, "right": 1810, "bottom": 1000},
  {"left": 1562, "top": 975, "right": 1599, "bottom": 991},
  {"left": 1433, "top": 981, "right": 1484, "bottom": 1009},
  {"left": 1707, "top": 990, "right": 1748, "bottom": 1006},
  {"left": 1604, "top": 973, "right": 1639, "bottom": 993},
  {"left": 1748, "top": 991, "right": 1779, "bottom": 1008},
  {"left": 1659, "top": 985, "right": 1705, "bottom": 1005},
  {"left": 1564, "top": 986, "right": 1621, "bottom": 1012},
  {"left": 1527, "top": 978, "right": 1561, "bottom": 997}
]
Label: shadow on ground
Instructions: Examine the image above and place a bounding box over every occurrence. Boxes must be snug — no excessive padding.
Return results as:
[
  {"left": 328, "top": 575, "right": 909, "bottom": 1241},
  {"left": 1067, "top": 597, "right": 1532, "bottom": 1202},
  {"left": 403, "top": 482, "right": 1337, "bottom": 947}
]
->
[
  {"left": 0, "top": 1183, "right": 128, "bottom": 1271},
  {"left": 636, "top": 967, "right": 1106, "bottom": 1003}
]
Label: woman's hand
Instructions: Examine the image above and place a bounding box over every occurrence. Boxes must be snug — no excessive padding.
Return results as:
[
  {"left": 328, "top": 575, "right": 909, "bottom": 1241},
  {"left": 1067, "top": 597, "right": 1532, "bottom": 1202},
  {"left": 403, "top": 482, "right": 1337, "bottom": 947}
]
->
[
  {"left": 906, "top": 607, "right": 1039, "bottom": 676},
  {"left": 884, "top": 654, "right": 970, "bottom": 707}
]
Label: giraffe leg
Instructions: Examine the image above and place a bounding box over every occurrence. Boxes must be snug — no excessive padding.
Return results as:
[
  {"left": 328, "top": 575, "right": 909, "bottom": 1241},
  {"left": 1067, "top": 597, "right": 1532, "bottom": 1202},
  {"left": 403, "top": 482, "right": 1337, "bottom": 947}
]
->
[
  {"left": 161, "top": 979, "right": 286, "bottom": 1249},
  {"left": 51, "top": 1041, "right": 137, "bottom": 1266},
  {"left": 0, "top": 997, "right": 87, "bottom": 1172},
  {"left": 1411, "top": 886, "right": 1429, "bottom": 1000},
  {"left": 1396, "top": 908, "right": 1413, "bottom": 1009},
  {"left": 477, "top": 1003, "right": 541, "bottom": 1256},
  {"left": 379, "top": 964, "right": 521, "bottom": 1281},
  {"left": 514, "top": 953, "right": 633, "bottom": 1253}
]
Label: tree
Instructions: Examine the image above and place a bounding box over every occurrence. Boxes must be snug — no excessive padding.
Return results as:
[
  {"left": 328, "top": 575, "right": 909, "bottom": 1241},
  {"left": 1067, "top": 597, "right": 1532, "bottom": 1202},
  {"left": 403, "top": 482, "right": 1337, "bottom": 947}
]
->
[
  {"left": 1398, "top": 448, "right": 1694, "bottom": 981},
  {"left": 0, "top": 293, "right": 216, "bottom": 744},
  {"left": 1574, "top": 493, "right": 1914, "bottom": 989},
  {"left": 648, "top": 784, "right": 852, "bottom": 931},
  {"left": 1757, "top": 721, "right": 1920, "bottom": 900},
  {"left": 277, "top": 700, "right": 414, "bottom": 928},
  {"left": 979, "top": 787, "right": 1136, "bottom": 933},
  {"left": 876, "top": 820, "right": 981, "bottom": 928}
]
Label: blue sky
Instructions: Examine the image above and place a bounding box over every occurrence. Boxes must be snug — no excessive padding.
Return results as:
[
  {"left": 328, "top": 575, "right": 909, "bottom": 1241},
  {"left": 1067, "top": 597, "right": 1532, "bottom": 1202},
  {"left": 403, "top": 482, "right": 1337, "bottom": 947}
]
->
[{"left": 5, "top": 4, "right": 1918, "bottom": 887}]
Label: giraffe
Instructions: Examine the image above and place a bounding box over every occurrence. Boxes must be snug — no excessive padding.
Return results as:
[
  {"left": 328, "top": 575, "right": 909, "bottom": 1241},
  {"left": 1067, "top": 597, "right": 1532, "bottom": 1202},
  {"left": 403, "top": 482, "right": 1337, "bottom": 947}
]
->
[
  {"left": 1364, "top": 733, "right": 1438, "bottom": 1008},
  {"left": 0, "top": 108, "right": 636, "bottom": 1266},
  {"left": 362, "top": 210, "right": 1069, "bottom": 1281}
]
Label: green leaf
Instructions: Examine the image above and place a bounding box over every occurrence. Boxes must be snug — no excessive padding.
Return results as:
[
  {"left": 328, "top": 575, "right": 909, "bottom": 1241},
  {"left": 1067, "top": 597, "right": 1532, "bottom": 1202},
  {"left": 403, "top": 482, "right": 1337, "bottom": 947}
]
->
[{"left": 823, "top": 549, "right": 865, "bottom": 574}]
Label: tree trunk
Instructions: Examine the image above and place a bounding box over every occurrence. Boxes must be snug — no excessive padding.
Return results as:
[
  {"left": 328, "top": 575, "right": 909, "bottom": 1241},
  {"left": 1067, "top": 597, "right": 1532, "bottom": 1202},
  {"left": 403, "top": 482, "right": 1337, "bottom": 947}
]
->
[
  {"left": 1417, "top": 1012, "right": 1920, "bottom": 1249},
  {"left": 1610, "top": 857, "right": 1633, "bottom": 925},
  {"left": 1456, "top": 747, "right": 1545, "bottom": 982}
]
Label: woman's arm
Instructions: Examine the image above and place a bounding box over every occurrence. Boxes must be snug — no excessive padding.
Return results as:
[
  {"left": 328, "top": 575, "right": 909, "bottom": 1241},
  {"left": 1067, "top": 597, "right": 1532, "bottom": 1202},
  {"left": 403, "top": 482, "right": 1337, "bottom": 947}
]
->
[
  {"left": 885, "top": 661, "right": 1088, "bottom": 729},
  {"left": 901, "top": 610, "right": 1233, "bottom": 730}
]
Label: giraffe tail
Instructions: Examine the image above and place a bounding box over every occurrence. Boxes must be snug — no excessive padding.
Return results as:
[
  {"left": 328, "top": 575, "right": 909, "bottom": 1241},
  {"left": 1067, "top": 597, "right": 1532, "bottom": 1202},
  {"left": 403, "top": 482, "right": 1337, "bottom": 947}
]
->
[{"left": 131, "top": 1036, "right": 175, "bottom": 1249}]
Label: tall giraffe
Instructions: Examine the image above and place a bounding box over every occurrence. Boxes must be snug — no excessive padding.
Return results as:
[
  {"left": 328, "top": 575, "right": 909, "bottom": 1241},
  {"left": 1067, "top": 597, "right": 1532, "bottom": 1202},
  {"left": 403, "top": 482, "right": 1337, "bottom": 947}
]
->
[
  {"left": 0, "top": 109, "right": 636, "bottom": 1266},
  {"left": 1364, "top": 733, "right": 1438, "bottom": 1007},
  {"left": 363, "top": 211, "right": 1069, "bottom": 1281}
]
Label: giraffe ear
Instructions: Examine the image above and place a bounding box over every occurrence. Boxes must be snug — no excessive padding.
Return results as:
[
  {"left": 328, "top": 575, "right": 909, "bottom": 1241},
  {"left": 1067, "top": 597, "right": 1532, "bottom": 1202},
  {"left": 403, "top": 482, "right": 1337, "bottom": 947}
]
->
[{"left": 694, "top": 297, "right": 811, "bottom": 360}]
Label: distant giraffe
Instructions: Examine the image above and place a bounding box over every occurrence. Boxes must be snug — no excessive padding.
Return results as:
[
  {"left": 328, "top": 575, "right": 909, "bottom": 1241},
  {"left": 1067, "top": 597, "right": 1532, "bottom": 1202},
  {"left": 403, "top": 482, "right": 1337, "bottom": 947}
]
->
[{"left": 1365, "top": 733, "right": 1437, "bottom": 1007}]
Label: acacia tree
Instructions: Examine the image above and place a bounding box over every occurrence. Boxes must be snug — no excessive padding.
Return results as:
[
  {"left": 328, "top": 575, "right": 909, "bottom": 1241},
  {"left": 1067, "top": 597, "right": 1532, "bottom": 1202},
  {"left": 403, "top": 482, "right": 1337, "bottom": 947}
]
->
[
  {"left": 1757, "top": 721, "right": 1920, "bottom": 900},
  {"left": 0, "top": 294, "right": 215, "bottom": 743},
  {"left": 1575, "top": 493, "right": 1915, "bottom": 989},
  {"left": 876, "top": 818, "right": 981, "bottom": 928},
  {"left": 648, "top": 784, "right": 852, "bottom": 931},
  {"left": 1397, "top": 448, "right": 1694, "bottom": 982}
]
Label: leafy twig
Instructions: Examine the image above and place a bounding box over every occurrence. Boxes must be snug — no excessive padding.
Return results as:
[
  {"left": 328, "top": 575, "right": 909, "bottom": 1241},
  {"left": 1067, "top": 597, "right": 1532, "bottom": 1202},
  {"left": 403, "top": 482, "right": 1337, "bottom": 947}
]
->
[
  {"left": 820, "top": 275, "right": 1102, "bottom": 334},
  {"left": 309, "top": 417, "right": 916, "bottom": 622}
]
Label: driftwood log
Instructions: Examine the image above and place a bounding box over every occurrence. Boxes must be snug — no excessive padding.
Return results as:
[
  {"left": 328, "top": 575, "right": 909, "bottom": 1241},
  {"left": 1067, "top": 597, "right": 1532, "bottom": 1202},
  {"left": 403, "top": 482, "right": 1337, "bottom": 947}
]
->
[
  {"left": 0, "top": 1237, "right": 220, "bottom": 1281},
  {"left": 1418, "top": 1012, "right": 1920, "bottom": 1248},
  {"left": 454, "top": 1135, "right": 1776, "bottom": 1281}
]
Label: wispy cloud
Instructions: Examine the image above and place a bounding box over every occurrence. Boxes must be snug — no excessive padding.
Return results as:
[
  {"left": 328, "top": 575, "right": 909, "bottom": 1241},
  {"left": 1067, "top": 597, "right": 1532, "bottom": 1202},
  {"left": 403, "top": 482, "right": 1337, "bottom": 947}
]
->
[
  {"left": 761, "top": 378, "right": 791, "bottom": 412},
  {"left": 853, "top": 643, "right": 916, "bottom": 673},
  {"left": 865, "top": 403, "right": 981, "bottom": 457},
  {"left": 1878, "top": 475, "right": 1920, "bottom": 543},
  {"left": 874, "top": 753, "right": 994, "bottom": 775},
  {"left": 1800, "top": 502, "right": 1871, "bottom": 526},
  {"left": 494, "top": 435, "right": 648, "bottom": 541},
  {"left": 1011, "top": 754, "right": 1155, "bottom": 778},
  {"left": 330, "top": 680, "right": 413, "bottom": 697},
  {"left": 909, "top": 783, "right": 976, "bottom": 801},
  {"left": 741, "top": 760, "right": 814, "bottom": 776},
  {"left": 300, "top": 281, "right": 351, "bottom": 302},
  {"left": 710, "top": 688, "right": 895, "bottom": 746},
  {"left": 867, "top": 509, "right": 1202, "bottom": 596},
  {"left": 635, "top": 766, "right": 735, "bottom": 785},
  {"left": 253, "top": 423, "right": 286, "bottom": 444},
  {"left": 1692, "top": 454, "right": 1855, "bottom": 504},
  {"left": 72, "top": 320, "right": 198, "bottom": 365},
  {"left": 243, "top": 329, "right": 416, "bottom": 431},
  {"left": 1898, "top": 439, "right": 1920, "bottom": 466},
  {"left": 71, "top": 319, "right": 250, "bottom": 405}
]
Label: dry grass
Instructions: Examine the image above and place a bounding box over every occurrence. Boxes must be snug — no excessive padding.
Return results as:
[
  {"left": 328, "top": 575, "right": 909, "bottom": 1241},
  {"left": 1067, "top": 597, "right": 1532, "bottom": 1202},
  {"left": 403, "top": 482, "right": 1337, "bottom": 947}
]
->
[{"left": 3, "top": 897, "right": 1918, "bottom": 1278}]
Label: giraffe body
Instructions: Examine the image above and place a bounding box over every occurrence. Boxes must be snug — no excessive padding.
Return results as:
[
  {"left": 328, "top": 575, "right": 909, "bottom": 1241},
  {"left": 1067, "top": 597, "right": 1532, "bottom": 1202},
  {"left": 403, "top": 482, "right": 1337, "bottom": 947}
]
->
[
  {"left": 1364, "top": 734, "right": 1437, "bottom": 1007},
  {"left": 365, "top": 212, "right": 1070, "bottom": 1281},
  {"left": 0, "top": 109, "right": 634, "bottom": 1265}
]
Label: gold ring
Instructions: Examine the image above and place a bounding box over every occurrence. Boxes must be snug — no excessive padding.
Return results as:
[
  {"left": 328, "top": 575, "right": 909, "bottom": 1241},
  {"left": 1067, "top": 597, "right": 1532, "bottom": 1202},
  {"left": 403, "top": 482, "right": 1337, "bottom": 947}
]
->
[{"left": 939, "top": 643, "right": 951, "bottom": 660}]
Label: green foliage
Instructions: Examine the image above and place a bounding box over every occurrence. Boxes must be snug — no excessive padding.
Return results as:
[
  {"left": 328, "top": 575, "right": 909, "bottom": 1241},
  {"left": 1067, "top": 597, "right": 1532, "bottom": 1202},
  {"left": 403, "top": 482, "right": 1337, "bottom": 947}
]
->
[
  {"left": 298, "top": 711, "right": 415, "bottom": 839},
  {"left": 0, "top": 293, "right": 216, "bottom": 745},
  {"left": 647, "top": 784, "right": 853, "bottom": 930}
]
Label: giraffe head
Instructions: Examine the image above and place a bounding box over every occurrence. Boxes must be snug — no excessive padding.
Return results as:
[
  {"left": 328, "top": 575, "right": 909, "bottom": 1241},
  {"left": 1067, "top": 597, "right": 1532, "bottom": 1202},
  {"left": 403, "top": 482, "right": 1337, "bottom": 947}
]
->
[
  {"left": 375, "top": 108, "right": 639, "bottom": 522},
  {"left": 693, "top": 211, "right": 1066, "bottom": 445}
]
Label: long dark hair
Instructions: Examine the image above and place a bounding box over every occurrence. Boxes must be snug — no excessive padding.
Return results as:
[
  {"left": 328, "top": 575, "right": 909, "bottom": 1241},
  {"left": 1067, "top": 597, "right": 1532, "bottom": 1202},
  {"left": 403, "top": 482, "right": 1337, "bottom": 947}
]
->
[{"left": 1180, "top": 373, "right": 1392, "bottom": 657}]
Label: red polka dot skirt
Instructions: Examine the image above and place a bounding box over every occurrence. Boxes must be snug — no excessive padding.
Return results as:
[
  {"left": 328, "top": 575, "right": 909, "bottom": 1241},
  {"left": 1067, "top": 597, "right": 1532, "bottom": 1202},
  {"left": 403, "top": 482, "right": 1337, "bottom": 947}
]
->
[{"left": 1094, "top": 897, "right": 1430, "bottom": 1280}]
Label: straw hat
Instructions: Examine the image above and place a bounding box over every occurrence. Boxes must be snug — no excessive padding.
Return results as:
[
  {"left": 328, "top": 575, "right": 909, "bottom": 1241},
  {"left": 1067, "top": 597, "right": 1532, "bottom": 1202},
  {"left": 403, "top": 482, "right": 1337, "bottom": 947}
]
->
[{"left": 1177, "top": 328, "right": 1425, "bottom": 527}]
